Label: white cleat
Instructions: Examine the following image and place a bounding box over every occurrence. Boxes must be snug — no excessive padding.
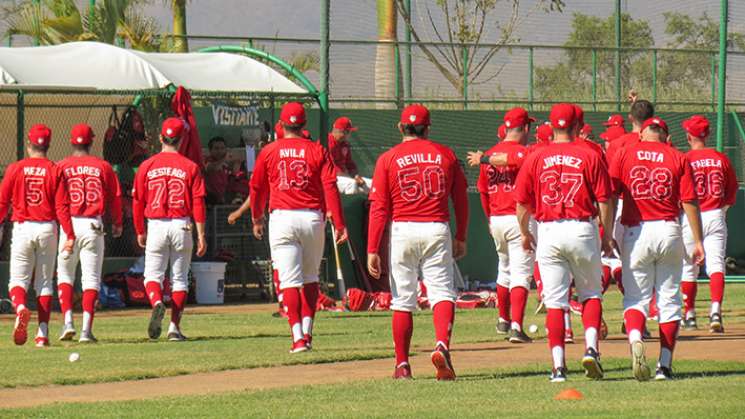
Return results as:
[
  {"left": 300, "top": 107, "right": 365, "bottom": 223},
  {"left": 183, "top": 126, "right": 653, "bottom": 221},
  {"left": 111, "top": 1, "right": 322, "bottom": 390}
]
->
[
  {"left": 59, "top": 323, "right": 76, "bottom": 341},
  {"left": 631, "top": 341, "right": 651, "bottom": 381}
]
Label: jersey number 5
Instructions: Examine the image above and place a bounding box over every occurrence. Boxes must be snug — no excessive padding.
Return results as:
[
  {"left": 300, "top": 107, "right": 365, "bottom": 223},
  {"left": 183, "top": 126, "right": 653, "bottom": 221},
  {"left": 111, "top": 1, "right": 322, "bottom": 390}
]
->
[
  {"left": 24, "top": 178, "right": 44, "bottom": 206},
  {"left": 397, "top": 166, "right": 445, "bottom": 202}
]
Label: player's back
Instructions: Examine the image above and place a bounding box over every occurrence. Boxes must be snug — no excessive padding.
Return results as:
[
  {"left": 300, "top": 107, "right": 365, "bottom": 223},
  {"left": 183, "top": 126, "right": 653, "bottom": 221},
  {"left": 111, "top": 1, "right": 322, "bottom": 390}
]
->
[
  {"left": 374, "top": 138, "right": 460, "bottom": 222},
  {"left": 516, "top": 142, "right": 608, "bottom": 222},
  {"left": 57, "top": 155, "right": 118, "bottom": 218},
  {"left": 478, "top": 141, "right": 528, "bottom": 216},
  {"left": 686, "top": 148, "right": 737, "bottom": 211},
  {"left": 606, "top": 132, "right": 639, "bottom": 165},
  {"left": 257, "top": 137, "right": 330, "bottom": 212},
  {"left": 135, "top": 152, "right": 202, "bottom": 219},
  {"left": 611, "top": 140, "right": 693, "bottom": 226},
  {"left": 1, "top": 157, "right": 61, "bottom": 222}
]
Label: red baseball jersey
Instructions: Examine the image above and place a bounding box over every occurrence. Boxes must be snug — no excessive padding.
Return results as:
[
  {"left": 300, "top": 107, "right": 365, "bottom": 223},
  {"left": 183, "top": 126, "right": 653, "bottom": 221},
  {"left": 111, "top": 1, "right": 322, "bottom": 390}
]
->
[
  {"left": 605, "top": 132, "right": 639, "bottom": 166},
  {"left": 477, "top": 141, "right": 529, "bottom": 217},
  {"left": 57, "top": 155, "right": 123, "bottom": 226},
  {"left": 367, "top": 138, "right": 469, "bottom": 253},
  {"left": 610, "top": 140, "right": 696, "bottom": 226},
  {"left": 528, "top": 140, "right": 550, "bottom": 154},
  {"left": 514, "top": 142, "right": 611, "bottom": 222},
  {"left": 327, "top": 134, "right": 358, "bottom": 176},
  {"left": 686, "top": 148, "right": 738, "bottom": 211},
  {"left": 132, "top": 152, "right": 206, "bottom": 235},
  {"left": 574, "top": 137, "right": 607, "bottom": 165},
  {"left": 0, "top": 157, "right": 74, "bottom": 238},
  {"left": 249, "top": 137, "right": 345, "bottom": 230}
]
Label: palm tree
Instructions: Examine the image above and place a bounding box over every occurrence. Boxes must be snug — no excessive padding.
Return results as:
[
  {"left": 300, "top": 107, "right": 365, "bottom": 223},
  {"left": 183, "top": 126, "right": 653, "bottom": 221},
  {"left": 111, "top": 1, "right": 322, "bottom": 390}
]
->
[
  {"left": 169, "top": 0, "right": 188, "bottom": 52},
  {"left": 375, "top": 0, "right": 399, "bottom": 107}
]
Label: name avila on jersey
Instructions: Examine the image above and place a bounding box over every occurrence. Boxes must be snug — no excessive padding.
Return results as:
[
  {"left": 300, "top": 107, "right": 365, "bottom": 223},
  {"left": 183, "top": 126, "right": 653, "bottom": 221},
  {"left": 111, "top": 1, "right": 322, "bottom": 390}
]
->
[
  {"left": 395, "top": 153, "right": 442, "bottom": 169},
  {"left": 64, "top": 166, "right": 101, "bottom": 178},
  {"left": 691, "top": 158, "right": 723, "bottom": 169},
  {"left": 636, "top": 151, "right": 665, "bottom": 163},
  {"left": 280, "top": 148, "right": 306, "bottom": 159},
  {"left": 23, "top": 167, "right": 47, "bottom": 176},
  {"left": 542, "top": 155, "right": 582, "bottom": 169},
  {"left": 147, "top": 167, "right": 187, "bottom": 180}
]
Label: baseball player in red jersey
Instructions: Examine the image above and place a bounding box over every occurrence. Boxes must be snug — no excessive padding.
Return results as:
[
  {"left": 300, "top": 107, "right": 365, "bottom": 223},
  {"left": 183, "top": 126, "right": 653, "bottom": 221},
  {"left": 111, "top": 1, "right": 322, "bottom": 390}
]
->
[
  {"left": 133, "top": 117, "right": 207, "bottom": 341},
  {"left": 603, "top": 114, "right": 626, "bottom": 131},
  {"left": 367, "top": 104, "right": 469, "bottom": 381},
  {"left": 56, "top": 124, "right": 123, "bottom": 343},
  {"left": 0, "top": 124, "right": 75, "bottom": 347},
  {"left": 328, "top": 117, "right": 372, "bottom": 195},
  {"left": 610, "top": 117, "right": 705, "bottom": 381},
  {"left": 497, "top": 123, "right": 507, "bottom": 141},
  {"left": 250, "top": 102, "right": 348, "bottom": 353},
  {"left": 476, "top": 108, "right": 534, "bottom": 343},
  {"left": 514, "top": 103, "right": 615, "bottom": 383},
  {"left": 678, "top": 115, "right": 737, "bottom": 333}
]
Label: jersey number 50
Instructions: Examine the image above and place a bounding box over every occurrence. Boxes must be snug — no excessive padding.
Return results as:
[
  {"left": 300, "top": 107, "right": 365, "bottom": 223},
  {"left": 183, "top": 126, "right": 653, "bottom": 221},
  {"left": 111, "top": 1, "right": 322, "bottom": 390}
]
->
[{"left": 397, "top": 166, "right": 445, "bottom": 202}]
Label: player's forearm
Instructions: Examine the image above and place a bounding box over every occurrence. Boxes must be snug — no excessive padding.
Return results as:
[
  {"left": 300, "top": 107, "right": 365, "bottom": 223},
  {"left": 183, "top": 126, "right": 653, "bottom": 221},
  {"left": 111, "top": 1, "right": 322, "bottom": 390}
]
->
[
  {"left": 235, "top": 196, "right": 252, "bottom": 217},
  {"left": 479, "top": 192, "right": 490, "bottom": 220},
  {"left": 366, "top": 201, "right": 388, "bottom": 254},
  {"left": 110, "top": 196, "right": 123, "bottom": 227},
  {"left": 323, "top": 182, "right": 346, "bottom": 230},
  {"left": 487, "top": 152, "right": 510, "bottom": 167},
  {"left": 682, "top": 201, "right": 704, "bottom": 244},
  {"left": 195, "top": 222, "right": 206, "bottom": 238},
  {"left": 516, "top": 203, "right": 531, "bottom": 236},
  {"left": 598, "top": 200, "right": 614, "bottom": 240},
  {"left": 193, "top": 197, "right": 207, "bottom": 224},
  {"left": 133, "top": 199, "right": 146, "bottom": 235}
]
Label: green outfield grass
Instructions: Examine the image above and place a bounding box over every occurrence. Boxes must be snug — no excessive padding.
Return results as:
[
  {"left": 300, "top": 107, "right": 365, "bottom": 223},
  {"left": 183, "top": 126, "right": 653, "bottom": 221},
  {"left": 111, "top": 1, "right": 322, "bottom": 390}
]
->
[
  {"left": 4, "top": 358, "right": 745, "bottom": 418},
  {"left": 0, "top": 285, "right": 743, "bottom": 389}
]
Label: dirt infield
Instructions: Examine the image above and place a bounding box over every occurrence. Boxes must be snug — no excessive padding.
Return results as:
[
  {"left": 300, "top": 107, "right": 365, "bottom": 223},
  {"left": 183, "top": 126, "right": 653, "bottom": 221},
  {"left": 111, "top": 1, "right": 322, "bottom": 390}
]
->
[{"left": 0, "top": 323, "right": 743, "bottom": 409}]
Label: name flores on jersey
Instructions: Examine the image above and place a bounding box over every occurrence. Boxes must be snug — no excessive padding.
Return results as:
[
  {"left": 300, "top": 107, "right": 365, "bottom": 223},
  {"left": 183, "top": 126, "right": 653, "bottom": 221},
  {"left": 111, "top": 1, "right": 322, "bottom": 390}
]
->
[
  {"left": 64, "top": 166, "right": 101, "bottom": 178},
  {"left": 396, "top": 153, "right": 442, "bottom": 169}
]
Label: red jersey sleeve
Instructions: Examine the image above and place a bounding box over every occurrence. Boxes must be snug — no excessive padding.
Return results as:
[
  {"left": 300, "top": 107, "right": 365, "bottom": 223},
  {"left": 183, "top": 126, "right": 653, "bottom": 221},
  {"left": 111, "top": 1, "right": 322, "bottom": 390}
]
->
[
  {"left": 477, "top": 165, "right": 490, "bottom": 218},
  {"left": 589, "top": 154, "right": 611, "bottom": 203},
  {"left": 450, "top": 159, "right": 469, "bottom": 242},
  {"left": 513, "top": 155, "right": 535, "bottom": 207},
  {"left": 679, "top": 155, "right": 697, "bottom": 203},
  {"left": 249, "top": 147, "right": 270, "bottom": 222},
  {"left": 723, "top": 155, "right": 738, "bottom": 207},
  {"left": 53, "top": 166, "right": 75, "bottom": 240},
  {"left": 320, "top": 148, "right": 346, "bottom": 231},
  {"left": 192, "top": 168, "right": 207, "bottom": 223},
  {"left": 367, "top": 154, "right": 392, "bottom": 254},
  {"left": 104, "top": 164, "right": 123, "bottom": 227},
  {"left": 0, "top": 163, "right": 16, "bottom": 223},
  {"left": 608, "top": 147, "right": 624, "bottom": 196},
  {"left": 132, "top": 166, "right": 146, "bottom": 235}
]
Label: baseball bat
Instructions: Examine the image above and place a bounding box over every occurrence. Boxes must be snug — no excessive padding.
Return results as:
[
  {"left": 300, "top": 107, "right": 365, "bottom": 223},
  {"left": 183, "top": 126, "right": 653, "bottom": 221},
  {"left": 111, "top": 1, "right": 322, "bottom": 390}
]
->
[
  {"left": 330, "top": 224, "right": 347, "bottom": 298},
  {"left": 346, "top": 237, "right": 373, "bottom": 292}
]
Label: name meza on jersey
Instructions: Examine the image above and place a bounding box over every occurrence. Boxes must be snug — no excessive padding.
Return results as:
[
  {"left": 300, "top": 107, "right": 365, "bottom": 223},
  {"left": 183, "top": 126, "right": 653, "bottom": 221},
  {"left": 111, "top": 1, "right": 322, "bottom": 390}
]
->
[
  {"left": 23, "top": 167, "right": 47, "bottom": 177},
  {"left": 395, "top": 153, "right": 442, "bottom": 169}
]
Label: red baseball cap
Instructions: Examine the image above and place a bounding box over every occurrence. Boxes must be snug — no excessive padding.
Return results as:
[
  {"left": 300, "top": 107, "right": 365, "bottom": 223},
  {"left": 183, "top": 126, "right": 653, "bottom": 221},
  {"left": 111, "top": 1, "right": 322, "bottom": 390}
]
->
[
  {"left": 603, "top": 114, "right": 625, "bottom": 127},
  {"left": 580, "top": 123, "right": 593, "bottom": 136},
  {"left": 333, "top": 117, "right": 358, "bottom": 132},
  {"left": 682, "top": 115, "right": 710, "bottom": 139},
  {"left": 161, "top": 117, "right": 185, "bottom": 141},
  {"left": 28, "top": 124, "right": 52, "bottom": 147},
  {"left": 572, "top": 104, "right": 585, "bottom": 126},
  {"left": 549, "top": 103, "right": 576, "bottom": 129},
  {"left": 280, "top": 102, "right": 306, "bottom": 126},
  {"left": 497, "top": 124, "right": 507, "bottom": 140},
  {"left": 599, "top": 125, "right": 626, "bottom": 142},
  {"left": 535, "top": 123, "right": 553, "bottom": 143},
  {"left": 70, "top": 123, "right": 94, "bottom": 145},
  {"left": 503, "top": 107, "right": 535, "bottom": 129},
  {"left": 274, "top": 121, "right": 285, "bottom": 139},
  {"left": 401, "top": 104, "right": 430, "bottom": 126},
  {"left": 641, "top": 117, "right": 669, "bottom": 133}
]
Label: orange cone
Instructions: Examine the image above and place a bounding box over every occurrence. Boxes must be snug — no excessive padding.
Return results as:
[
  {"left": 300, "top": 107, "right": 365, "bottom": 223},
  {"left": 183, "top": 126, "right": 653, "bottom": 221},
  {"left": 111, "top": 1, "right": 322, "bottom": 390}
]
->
[{"left": 554, "top": 388, "right": 584, "bottom": 400}]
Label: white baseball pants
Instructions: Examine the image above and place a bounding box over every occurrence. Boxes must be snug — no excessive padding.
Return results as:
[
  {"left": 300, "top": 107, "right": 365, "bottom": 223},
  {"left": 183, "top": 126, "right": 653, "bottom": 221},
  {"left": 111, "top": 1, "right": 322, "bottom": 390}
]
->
[
  {"left": 621, "top": 220, "right": 684, "bottom": 323},
  {"left": 536, "top": 219, "right": 602, "bottom": 310},
  {"left": 143, "top": 218, "right": 193, "bottom": 292},
  {"left": 268, "top": 209, "right": 325, "bottom": 289},
  {"left": 8, "top": 221, "right": 58, "bottom": 296},
  {"left": 489, "top": 215, "right": 534, "bottom": 290},
  {"left": 57, "top": 217, "right": 105, "bottom": 291},
  {"left": 681, "top": 208, "right": 727, "bottom": 282},
  {"left": 336, "top": 175, "right": 372, "bottom": 195},
  {"left": 389, "top": 221, "right": 457, "bottom": 312}
]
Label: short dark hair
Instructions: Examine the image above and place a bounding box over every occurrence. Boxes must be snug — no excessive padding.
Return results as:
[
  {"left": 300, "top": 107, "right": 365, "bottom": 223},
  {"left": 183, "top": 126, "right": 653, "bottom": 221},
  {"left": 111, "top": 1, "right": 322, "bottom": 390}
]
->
[
  {"left": 72, "top": 143, "right": 91, "bottom": 153},
  {"left": 29, "top": 143, "right": 48, "bottom": 153},
  {"left": 162, "top": 136, "right": 181, "bottom": 146},
  {"left": 208, "top": 136, "right": 226, "bottom": 149},
  {"left": 630, "top": 100, "right": 654, "bottom": 122},
  {"left": 284, "top": 124, "right": 305, "bottom": 135},
  {"left": 401, "top": 124, "right": 427, "bottom": 137},
  {"left": 646, "top": 125, "right": 667, "bottom": 136}
]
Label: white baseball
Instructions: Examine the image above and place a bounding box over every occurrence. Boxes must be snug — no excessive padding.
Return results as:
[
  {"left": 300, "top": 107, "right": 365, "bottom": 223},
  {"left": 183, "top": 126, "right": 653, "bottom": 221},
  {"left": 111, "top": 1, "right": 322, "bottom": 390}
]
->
[
  {"left": 68, "top": 352, "right": 80, "bottom": 363},
  {"left": 528, "top": 324, "right": 539, "bottom": 334}
]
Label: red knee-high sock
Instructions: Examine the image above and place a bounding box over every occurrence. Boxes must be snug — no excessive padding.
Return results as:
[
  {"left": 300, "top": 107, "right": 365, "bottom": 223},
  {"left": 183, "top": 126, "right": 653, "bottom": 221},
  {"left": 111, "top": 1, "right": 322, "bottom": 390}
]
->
[
  {"left": 392, "top": 310, "right": 413, "bottom": 366},
  {"left": 546, "top": 308, "right": 565, "bottom": 368},
  {"left": 709, "top": 272, "right": 725, "bottom": 306},
  {"left": 534, "top": 263, "right": 543, "bottom": 299},
  {"left": 9, "top": 286, "right": 27, "bottom": 313},
  {"left": 283, "top": 287, "right": 303, "bottom": 342},
  {"left": 613, "top": 268, "right": 624, "bottom": 294},
  {"left": 37, "top": 295, "right": 52, "bottom": 327},
  {"left": 58, "top": 283, "right": 74, "bottom": 317},
  {"left": 624, "top": 308, "right": 646, "bottom": 343},
  {"left": 582, "top": 298, "right": 602, "bottom": 351},
  {"left": 81, "top": 290, "right": 98, "bottom": 332},
  {"left": 510, "top": 287, "right": 528, "bottom": 330},
  {"left": 681, "top": 281, "right": 698, "bottom": 316},
  {"left": 649, "top": 294, "right": 659, "bottom": 318},
  {"left": 601, "top": 266, "right": 611, "bottom": 294},
  {"left": 496, "top": 285, "right": 511, "bottom": 322},
  {"left": 170, "top": 291, "right": 187, "bottom": 327},
  {"left": 658, "top": 321, "right": 679, "bottom": 368},
  {"left": 145, "top": 282, "right": 163, "bottom": 307},
  {"left": 433, "top": 301, "right": 455, "bottom": 348},
  {"left": 301, "top": 282, "right": 320, "bottom": 336}
]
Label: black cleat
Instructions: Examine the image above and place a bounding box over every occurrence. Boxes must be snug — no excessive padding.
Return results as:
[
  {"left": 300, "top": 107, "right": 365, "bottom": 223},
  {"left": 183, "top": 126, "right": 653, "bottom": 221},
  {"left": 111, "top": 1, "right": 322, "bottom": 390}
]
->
[
  {"left": 709, "top": 313, "right": 724, "bottom": 333},
  {"left": 550, "top": 367, "right": 567, "bottom": 383},
  {"left": 148, "top": 302, "right": 166, "bottom": 340},
  {"left": 683, "top": 317, "right": 698, "bottom": 331},
  {"left": 655, "top": 366, "right": 673, "bottom": 381},
  {"left": 508, "top": 329, "right": 533, "bottom": 344},
  {"left": 581, "top": 347, "right": 604, "bottom": 380},
  {"left": 496, "top": 320, "right": 510, "bottom": 335}
]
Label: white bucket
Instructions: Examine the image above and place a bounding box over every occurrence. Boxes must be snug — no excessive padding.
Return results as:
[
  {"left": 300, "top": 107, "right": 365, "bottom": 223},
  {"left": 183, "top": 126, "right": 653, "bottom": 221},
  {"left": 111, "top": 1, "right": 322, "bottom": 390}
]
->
[{"left": 191, "top": 262, "right": 227, "bottom": 304}]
